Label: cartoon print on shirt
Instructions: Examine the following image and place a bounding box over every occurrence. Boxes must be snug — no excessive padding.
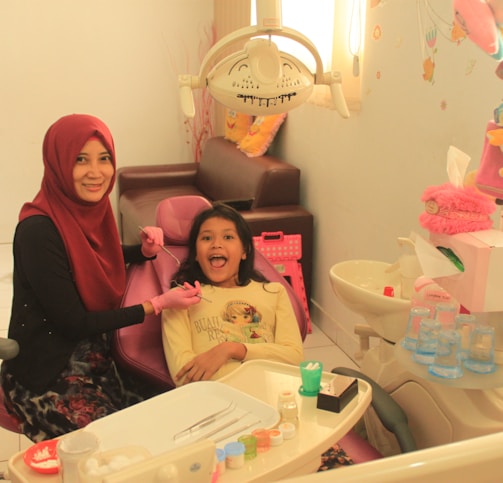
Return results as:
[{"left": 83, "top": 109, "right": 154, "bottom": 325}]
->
[{"left": 221, "top": 300, "right": 267, "bottom": 343}]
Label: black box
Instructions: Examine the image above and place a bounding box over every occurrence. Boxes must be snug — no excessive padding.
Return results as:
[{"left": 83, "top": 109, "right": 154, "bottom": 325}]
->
[{"left": 316, "top": 375, "right": 358, "bottom": 413}]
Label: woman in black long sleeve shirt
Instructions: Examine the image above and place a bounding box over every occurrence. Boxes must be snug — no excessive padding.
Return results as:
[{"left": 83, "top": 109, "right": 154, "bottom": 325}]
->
[{"left": 0, "top": 114, "right": 201, "bottom": 442}]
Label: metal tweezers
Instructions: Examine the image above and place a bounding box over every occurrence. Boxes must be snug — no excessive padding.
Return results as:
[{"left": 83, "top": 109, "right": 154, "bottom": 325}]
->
[
  {"left": 174, "top": 283, "right": 212, "bottom": 303},
  {"left": 173, "top": 402, "right": 236, "bottom": 440}
]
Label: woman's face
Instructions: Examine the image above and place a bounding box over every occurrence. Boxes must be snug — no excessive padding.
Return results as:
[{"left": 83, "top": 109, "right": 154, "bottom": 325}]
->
[
  {"left": 73, "top": 138, "right": 114, "bottom": 203},
  {"left": 195, "top": 216, "right": 246, "bottom": 288}
]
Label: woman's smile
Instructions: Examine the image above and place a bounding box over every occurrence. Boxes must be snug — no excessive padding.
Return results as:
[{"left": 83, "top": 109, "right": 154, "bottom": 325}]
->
[{"left": 73, "top": 138, "right": 114, "bottom": 203}]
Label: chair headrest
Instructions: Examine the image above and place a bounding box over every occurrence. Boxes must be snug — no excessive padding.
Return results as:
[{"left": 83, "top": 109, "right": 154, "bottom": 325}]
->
[{"left": 155, "top": 195, "right": 212, "bottom": 245}]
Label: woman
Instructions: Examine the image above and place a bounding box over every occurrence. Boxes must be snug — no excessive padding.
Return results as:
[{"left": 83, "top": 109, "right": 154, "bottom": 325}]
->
[{"left": 0, "top": 114, "right": 201, "bottom": 442}]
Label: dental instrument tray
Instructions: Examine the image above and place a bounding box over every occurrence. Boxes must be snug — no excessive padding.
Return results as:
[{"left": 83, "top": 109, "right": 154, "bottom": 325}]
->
[{"left": 86, "top": 381, "right": 279, "bottom": 456}]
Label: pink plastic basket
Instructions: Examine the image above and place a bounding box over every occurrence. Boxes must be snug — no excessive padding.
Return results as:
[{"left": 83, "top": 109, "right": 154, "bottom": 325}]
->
[{"left": 253, "top": 232, "right": 302, "bottom": 261}]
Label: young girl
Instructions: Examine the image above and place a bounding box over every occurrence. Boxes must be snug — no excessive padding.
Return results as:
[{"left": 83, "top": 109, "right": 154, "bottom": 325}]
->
[{"left": 162, "top": 202, "right": 304, "bottom": 386}]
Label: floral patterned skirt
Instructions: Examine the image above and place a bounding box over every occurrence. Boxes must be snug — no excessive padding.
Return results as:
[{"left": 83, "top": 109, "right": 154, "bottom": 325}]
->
[
  {"left": 318, "top": 442, "right": 354, "bottom": 471},
  {"left": 1, "top": 334, "right": 156, "bottom": 442}
]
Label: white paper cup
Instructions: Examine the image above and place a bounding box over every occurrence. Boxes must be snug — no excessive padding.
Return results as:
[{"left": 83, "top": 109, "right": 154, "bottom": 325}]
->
[{"left": 57, "top": 430, "right": 100, "bottom": 483}]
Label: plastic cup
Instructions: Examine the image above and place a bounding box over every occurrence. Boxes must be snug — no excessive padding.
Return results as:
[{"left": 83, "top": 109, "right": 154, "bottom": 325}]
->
[
  {"left": 428, "top": 329, "right": 463, "bottom": 379},
  {"left": 413, "top": 318, "right": 441, "bottom": 365},
  {"left": 299, "top": 360, "right": 323, "bottom": 396},
  {"left": 57, "top": 431, "right": 99, "bottom": 483},
  {"left": 402, "top": 306, "right": 431, "bottom": 351},
  {"left": 464, "top": 325, "right": 496, "bottom": 374},
  {"left": 455, "top": 314, "right": 477, "bottom": 359},
  {"left": 434, "top": 302, "right": 458, "bottom": 330}
]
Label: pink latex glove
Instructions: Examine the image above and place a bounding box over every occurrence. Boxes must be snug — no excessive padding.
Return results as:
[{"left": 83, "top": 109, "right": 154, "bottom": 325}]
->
[
  {"left": 140, "top": 226, "right": 164, "bottom": 258},
  {"left": 150, "top": 281, "right": 202, "bottom": 315}
]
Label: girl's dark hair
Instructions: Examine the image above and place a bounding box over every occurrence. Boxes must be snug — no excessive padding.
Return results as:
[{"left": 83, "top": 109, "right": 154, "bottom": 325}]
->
[{"left": 173, "top": 202, "right": 268, "bottom": 286}]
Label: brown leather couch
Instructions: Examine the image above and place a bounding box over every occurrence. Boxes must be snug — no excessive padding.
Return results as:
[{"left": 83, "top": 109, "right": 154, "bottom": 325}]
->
[{"left": 117, "top": 136, "right": 314, "bottom": 301}]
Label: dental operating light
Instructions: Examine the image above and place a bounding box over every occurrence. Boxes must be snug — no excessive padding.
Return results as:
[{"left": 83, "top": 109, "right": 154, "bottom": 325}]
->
[{"left": 178, "top": 0, "right": 350, "bottom": 118}]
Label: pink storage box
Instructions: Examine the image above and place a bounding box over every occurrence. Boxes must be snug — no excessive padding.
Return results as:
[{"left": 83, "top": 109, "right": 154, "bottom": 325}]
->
[{"left": 430, "top": 230, "right": 503, "bottom": 312}]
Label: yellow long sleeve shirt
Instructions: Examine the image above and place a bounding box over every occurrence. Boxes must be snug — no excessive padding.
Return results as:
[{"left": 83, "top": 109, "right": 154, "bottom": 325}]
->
[{"left": 162, "top": 281, "right": 304, "bottom": 385}]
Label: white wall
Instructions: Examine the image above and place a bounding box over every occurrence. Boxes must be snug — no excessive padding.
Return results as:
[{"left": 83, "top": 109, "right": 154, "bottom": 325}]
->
[
  {"left": 0, "top": 0, "right": 213, "bottom": 243},
  {"left": 274, "top": 0, "right": 503, "bottom": 359}
]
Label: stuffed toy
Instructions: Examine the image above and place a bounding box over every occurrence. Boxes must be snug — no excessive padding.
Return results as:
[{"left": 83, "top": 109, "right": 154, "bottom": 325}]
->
[
  {"left": 238, "top": 113, "right": 287, "bottom": 157},
  {"left": 224, "top": 109, "right": 253, "bottom": 144},
  {"left": 419, "top": 182, "right": 495, "bottom": 234}
]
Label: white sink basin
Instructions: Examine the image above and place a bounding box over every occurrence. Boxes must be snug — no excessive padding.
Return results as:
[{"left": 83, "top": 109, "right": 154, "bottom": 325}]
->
[{"left": 329, "top": 260, "right": 411, "bottom": 343}]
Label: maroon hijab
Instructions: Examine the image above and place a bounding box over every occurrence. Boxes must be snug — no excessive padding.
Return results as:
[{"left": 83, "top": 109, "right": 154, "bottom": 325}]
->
[{"left": 19, "top": 114, "right": 126, "bottom": 311}]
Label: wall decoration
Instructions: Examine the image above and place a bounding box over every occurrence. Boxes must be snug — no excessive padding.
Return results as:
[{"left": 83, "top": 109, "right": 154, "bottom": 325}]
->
[
  {"left": 417, "top": 0, "right": 464, "bottom": 84},
  {"left": 454, "top": 0, "right": 503, "bottom": 83},
  {"left": 170, "top": 23, "right": 216, "bottom": 162},
  {"left": 453, "top": 0, "right": 502, "bottom": 59},
  {"left": 372, "top": 24, "right": 383, "bottom": 41}
]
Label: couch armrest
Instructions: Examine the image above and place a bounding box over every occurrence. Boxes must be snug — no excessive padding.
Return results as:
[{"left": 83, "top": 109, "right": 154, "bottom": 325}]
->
[{"left": 117, "top": 163, "right": 198, "bottom": 196}]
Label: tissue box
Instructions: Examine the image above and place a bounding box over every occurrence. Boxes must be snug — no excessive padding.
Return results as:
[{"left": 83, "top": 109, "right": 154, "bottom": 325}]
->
[
  {"left": 430, "top": 229, "right": 503, "bottom": 312},
  {"left": 316, "top": 375, "right": 358, "bottom": 413}
]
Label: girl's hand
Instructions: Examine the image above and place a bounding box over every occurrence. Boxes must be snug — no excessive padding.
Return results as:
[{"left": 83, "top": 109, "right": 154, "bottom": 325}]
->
[{"left": 176, "top": 342, "right": 246, "bottom": 384}]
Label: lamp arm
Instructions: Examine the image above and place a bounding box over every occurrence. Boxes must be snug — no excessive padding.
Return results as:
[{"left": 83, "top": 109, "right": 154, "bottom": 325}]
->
[
  {"left": 198, "top": 25, "right": 326, "bottom": 83},
  {"left": 199, "top": 26, "right": 264, "bottom": 82},
  {"left": 324, "top": 72, "right": 350, "bottom": 119},
  {"left": 179, "top": 74, "right": 200, "bottom": 118},
  {"left": 271, "top": 26, "right": 325, "bottom": 78},
  {"left": 274, "top": 28, "right": 350, "bottom": 118}
]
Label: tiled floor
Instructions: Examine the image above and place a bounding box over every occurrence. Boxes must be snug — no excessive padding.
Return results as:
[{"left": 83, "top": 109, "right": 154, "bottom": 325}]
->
[{"left": 0, "top": 242, "right": 357, "bottom": 475}]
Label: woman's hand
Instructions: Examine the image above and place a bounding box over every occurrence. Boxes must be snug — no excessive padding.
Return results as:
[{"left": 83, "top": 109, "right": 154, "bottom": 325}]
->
[
  {"left": 148, "top": 281, "right": 201, "bottom": 315},
  {"left": 176, "top": 342, "right": 246, "bottom": 384},
  {"left": 140, "top": 226, "right": 164, "bottom": 258}
]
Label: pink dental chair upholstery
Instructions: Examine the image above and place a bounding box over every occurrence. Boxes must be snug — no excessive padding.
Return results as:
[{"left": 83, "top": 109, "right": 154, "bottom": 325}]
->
[{"left": 112, "top": 195, "right": 309, "bottom": 391}]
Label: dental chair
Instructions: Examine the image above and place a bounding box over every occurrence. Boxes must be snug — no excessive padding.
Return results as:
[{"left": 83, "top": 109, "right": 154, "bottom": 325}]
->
[
  {"left": 112, "top": 195, "right": 309, "bottom": 391},
  {"left": 112, "top": 194, "right": 414, "bottom": 466},
  {"left": 0, "top": 337, "right": 22, "bottom": 433}
]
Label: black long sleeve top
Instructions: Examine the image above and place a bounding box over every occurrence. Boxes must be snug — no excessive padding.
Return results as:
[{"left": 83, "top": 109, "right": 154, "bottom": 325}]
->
[{"left": 4, "top": 215, "right": 148, "bottom": 394}]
